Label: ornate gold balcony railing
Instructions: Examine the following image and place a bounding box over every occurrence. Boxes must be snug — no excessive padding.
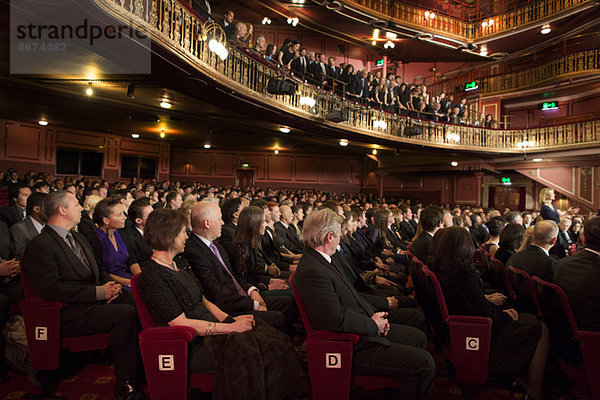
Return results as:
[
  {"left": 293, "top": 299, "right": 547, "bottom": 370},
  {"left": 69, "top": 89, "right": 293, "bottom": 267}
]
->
[
  {"left": 344, "top": 0, "right": 595, "bottom": 41},
  {"left": 94, "top": 0, "right": 600, "bottom": 154}
]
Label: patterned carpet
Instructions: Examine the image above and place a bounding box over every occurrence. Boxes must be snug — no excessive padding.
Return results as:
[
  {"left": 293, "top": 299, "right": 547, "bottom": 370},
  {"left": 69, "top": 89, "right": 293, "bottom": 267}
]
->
[{"left": 0, "top": 349, "right": 591, "bottom": 399}]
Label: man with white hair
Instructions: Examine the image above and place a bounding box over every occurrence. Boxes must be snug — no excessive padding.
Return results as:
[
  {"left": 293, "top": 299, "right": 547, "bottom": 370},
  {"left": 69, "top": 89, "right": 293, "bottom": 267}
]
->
[{"left": 293, "top": 209, "right": 434, "bottom": 399}]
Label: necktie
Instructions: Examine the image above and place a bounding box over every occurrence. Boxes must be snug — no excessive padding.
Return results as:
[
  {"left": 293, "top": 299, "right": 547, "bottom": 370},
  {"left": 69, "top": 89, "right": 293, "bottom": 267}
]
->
[
  {"left": 66, "top": 232, "right": 90, "bottom": 269},
  {"left": 209, "top": 242, "right": 246, "bottom": 297}
]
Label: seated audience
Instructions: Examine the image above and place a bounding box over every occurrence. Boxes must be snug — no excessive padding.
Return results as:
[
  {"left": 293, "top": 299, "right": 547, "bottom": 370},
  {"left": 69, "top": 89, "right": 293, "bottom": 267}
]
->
[
  {"left": 410, "top": 205, "right": 443, "bottom": 262},
  {"left": 10, "top": 192, "right": 46, "bottom": 258},
  {"left": 482, "top": 216, "right": 507, "bottom": 257},
  {"left": 139, "top": 208, "right": 307, "bottom": 399},
  {"left": 275, "top": 205, "right": 303, "bottom": 253},
  {"left": 79, "top": 195, "right": 103, "bottom": 236},
  {"left": 0, "top": 184, "right": 30, "bottom": 227},
  {"left": 553, "top": 217, "right": 573, "bottom": 258},
  {"left": 429, "top": 227, "right": 549, "bottom": 400},
  {"left": 120, "top": 197, "right": 153, "bottom": 265},
  {"left": 22, "top": 190, "right": 143, "bottom": 399},
  {"left": 494, "top": 223, "right": 525, "bottom": 267},
  {"left": 183, "top": 202, "right": 294, "bottom": 333},
  {"left": 294, "top": 209, "right": 434, "bottom": 399},
  {"left": 507, "top": 220, "right": 558, "bottom": 282},
  {"left": 554, "top": 216, "right": 600, "bottom": 331},
  {"left": 86, "top": 197, "right": 141, "bottom": 289},
  {"left": 217, "top": 197, "right": 243, "bottom": 256},
  {"left": 469, "top": 213, "right": 489, "bottom": 248}
]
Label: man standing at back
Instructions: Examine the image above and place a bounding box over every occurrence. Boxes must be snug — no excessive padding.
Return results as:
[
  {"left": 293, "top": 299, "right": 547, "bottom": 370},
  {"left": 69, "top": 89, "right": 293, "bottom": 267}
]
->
[
  {"left": 293, "top": 209, "right": 434, "bottom": 399},
  {"left": 555, "top": 217, "right": 600, "bottom": 331},
  {"left": 22, "top": 191, "right": 144, "bottom": 400}
]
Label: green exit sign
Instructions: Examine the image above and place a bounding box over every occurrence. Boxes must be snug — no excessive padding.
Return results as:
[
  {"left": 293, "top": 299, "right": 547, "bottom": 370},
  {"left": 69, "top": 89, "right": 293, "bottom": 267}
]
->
[
  {"left": 541, "top": 101, "right": 558, "bottom": 110},
  {"left": 502, "top": 177, "right": 511, "bottom": 184},
  {"left": 241, "top": 163, "right": 250, "bottom": 168},
  {"left": 376, "top": 59, "right": 384, "bottom": 66},
  {"left": 465, "top": 81, "right": 478, "bottom": 91}
]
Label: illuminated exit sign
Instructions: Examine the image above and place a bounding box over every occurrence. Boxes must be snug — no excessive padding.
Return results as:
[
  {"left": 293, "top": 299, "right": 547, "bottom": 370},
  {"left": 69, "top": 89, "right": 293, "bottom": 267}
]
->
[
  {"left": 464, "top": 81, "right": 478, "bottom": 91},
  {"left": 376, "top": 59, "right": 384, "bottom": 66},
  {"left": 541, "top": 101, "right": 558, "bottom": 110},
  {"left": 502, "top": 177, "right": 512, "bottom": 184}
]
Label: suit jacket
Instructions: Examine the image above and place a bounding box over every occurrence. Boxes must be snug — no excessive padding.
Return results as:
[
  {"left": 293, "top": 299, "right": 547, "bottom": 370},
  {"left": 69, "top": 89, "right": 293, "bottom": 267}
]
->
[
  {"left": 216, "top": 222, "right": 236, "bottom": 256},
  {"left": 0, "top": 220, "right": 12, "bottom": 260},
  {"left": 22, "top": 227, "right": 111, "bottom": 322},
  {"left": 411, "top": 232, "right": 432, "bottom": 263},
  {"left": 291, "top": 56, "right": 309, "bottom": 75},
  {"left": 10, "top": 216, "right": 40, "bottom": 258},
  {"left": 293, "top": 248, "right": 389, "bottom": 345},
  {"left": 507, "top": 245, "right": 556, "bottom": 282},
  {"left": 0, "top": 204, "right": 26, "bottom": 227},
  {"left": 119, "top": 224, "right": 152, "bottom": 265},
  {"left": 555, "top": 249, "right": 600, "bottom": 331},
  {"left": 326, "top": 65, "right": 340, "bottom": 81},
  {"left": 183, "top": 234, "right": 254, "bottom": 315},
  {"left": 310, "top": 62, "right": 328, "bottom": 84},
  {"left": 399, "top": 220, "right": 416, "bottom": 241},
  {"left": 274, "top": 222, "right": 302, "bottom": 253}
]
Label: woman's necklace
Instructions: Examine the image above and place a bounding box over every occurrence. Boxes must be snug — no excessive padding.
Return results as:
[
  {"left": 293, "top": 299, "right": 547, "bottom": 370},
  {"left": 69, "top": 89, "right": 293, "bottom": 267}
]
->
[{"left": 152, "top": 256, "right": 176, "bottom": 270}]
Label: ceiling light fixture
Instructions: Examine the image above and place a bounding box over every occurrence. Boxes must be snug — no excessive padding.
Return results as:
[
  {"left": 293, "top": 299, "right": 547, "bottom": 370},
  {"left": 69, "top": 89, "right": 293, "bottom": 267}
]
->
[
  {"left": 279, "top": 127, "right": 291, "bottom": 134},
  {"left": 131, "top": 133, "right": 140, "bottom": 139},
  {"left": 85, "top": 83, "right": 93, "bottom": 96},
  {"left": 299, "top": 96, "right": 316, "bottom": 107},
  {"left": 38, "top": 119, "right": 48, "bottom": 126},
  {"left": 385, "top": 32, "right": 397, "bottom": 39},
  {"left": 371, "top": 40, "right": 377, "bottom": 46},
  {"left": 541, "top": 24, "right": 551, "bottom": 34},
  {"left": 204, "top": 144, "right": 211, "bottom": 149},
  {"left": 261, "top": 17, "right": 271, "bottom": 25},
  {"left": 287, "top": 17, "right": 299, "bottom": 27},
  {"left": 533, "top": 158, "right": 543, "bottom": 162},
  {"left": 373, "top": 29, "right": 380, "bottom": 40},
  {"left": 451, "top": 161, "right": 458, "bottom": 167},
  {"left": 372, "top": 149, "right": 378, "bottom": 155},
  {"left": 274, "top": 148, "right": 279, "bottom": 155},
  {"left": 339, "top": 139, "right": 349, "bottom": 147},
  {"left": 383, "top": 40, "right": 395, "bottom": 49},
  {"left": 208, "top": 39, "right": 229, "bottom": 60},
  {"left": 480, "top": 46, "right": 488, "bottom": 56},
  {"left": 160, "top": 130, "right": 165, "bottom": 138},
  {"left": 160, "top": 99, "right": 172, "bottom": 109}
]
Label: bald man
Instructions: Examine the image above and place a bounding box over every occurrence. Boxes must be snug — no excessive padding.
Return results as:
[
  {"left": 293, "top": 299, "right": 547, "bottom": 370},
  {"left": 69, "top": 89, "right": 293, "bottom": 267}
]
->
[
  {"left": 274, "top": 205, "right": 303, "bottom": 253},
  {"left": 182, "top": 202, "right": 295, "bottom": 333},
  {"left": 507, "top": 219, "right": 558, "bottom": 282}
]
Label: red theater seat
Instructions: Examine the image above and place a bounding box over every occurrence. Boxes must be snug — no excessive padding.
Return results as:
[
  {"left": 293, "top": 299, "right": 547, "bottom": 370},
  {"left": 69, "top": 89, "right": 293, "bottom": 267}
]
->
[
  {"left": 508, "top": 265, "right": 543, "bottom": 318},
  {"left": 130, "top": 273, "right": 213, "bottom": 400},
  {"left": 19, "top": 265, "right": 110, "bottom": 397},
  {"left": 289, "top": 272, "right": 399, "bottom": 400},
  {"left": 533, "top": 276, "right": 600, "bottom": 400}
]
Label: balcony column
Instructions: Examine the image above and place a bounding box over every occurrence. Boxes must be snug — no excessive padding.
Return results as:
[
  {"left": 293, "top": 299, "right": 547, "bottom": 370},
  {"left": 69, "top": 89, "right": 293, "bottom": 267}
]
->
[
  {"left": 378, "top": 174, "right": 384, "bottom": 199},
  {"left": 383, "top": 56, "right": 387, "bottom": 77},
  {"left": 474, "top": 172, "right": 485, "bottom": 206}
]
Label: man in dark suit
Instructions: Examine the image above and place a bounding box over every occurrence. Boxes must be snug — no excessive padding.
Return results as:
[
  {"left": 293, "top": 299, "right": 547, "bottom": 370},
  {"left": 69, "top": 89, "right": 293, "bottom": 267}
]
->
[
  {"left": 411, "top": 206, "right": 442, "bottom": 262},
  {"left": 275, "top": 205, "right": 303, "bottom": 253},
  {"left": 551, "top": 217, "right": 572, "bottom": 259},
  {"left": 310, "top": 53, "right": 328, "bottom": 86},
  {"left": 10, "top": 192, "right": 46, "bottom": 258},
  {"left": 184, "top": 202, "right": 295, "bottom": 333},
  {"left": 221, "top": 10, "right": 236, "bottom": 42},
  {"left": 216, "top": 197, "right": 243, "bottom": 256},
  {"left": 399, "top": 206, "right": 416, "bottom": 241},
  {"left": 469, "top": 213, "right": 489, "bottom": 248},
  {"left": 507, "top": 220, "right": 558, "bottom": 282},
  {"left": 326, "top": 56, "right": 340, "bottom": 89},
  {"left": 555, "top": 217, "right": 600, "bottom": 331},
  {"left": 120, "top": 197, "right": 153, "bottom": 265},
  {"left": 409, "top": 205, "right": 421, "bottom": 232},
  {"left": 291, "top": 48, "right": 309, "bottom": 76},
  {"left": 293, "top": 209, "right": 434, "bottom": 399},
  {"left": 22, "top": 191, "right": 144, "bottom": 400},
  {"left": 0, "top": 184, "right": 30, "bottom": 227}
]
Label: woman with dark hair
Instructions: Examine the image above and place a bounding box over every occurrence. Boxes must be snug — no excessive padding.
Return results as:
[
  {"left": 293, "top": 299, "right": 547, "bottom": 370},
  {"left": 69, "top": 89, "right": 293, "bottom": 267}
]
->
[
  {"left": 495, "top": 223, "right": 525, "bottom": 267},
  {"left": 265, "top": 44, "right": 276, "bottom": 62},
  {"left": 86, "top": 196, "right": 140, "bottom": 289},
  {"left": 568, "top": 220, "right": 582, "bottom": 243},
  {"left": 230, "top": 206, "right": 288, "bottom": 292},
  {"left": 428, "top": 227, "right": 549, "bottom": 400},
  {"left": 482, "top": 216, "right": 507, "bottom": 257},
  {"left": 340, "top": 63, "right": 355, "bottom": 97},
  {"left": 397, "top": 83, "right": 409, "bottom": 115},
  {"left": 139, "top": 209, "right": 307, "bottom": 399},
  {"left": 484, "top": 113, "right": 494, "bottom": 128}
]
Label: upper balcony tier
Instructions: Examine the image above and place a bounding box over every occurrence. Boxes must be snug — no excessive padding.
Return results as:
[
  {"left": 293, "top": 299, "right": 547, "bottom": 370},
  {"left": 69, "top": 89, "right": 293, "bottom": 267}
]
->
[{"left": 92, "top": 0, "right": 600, "bottom": 154}]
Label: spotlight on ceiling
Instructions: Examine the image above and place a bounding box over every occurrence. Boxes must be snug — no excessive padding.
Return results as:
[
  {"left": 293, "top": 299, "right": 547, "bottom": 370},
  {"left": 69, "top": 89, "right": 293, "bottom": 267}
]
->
[
  {"left": 85, "top": 83, "right": 93, "bottom": 96},
  {"left": 261, "top": 17, "right": 271, "bottom": 25},
  {"left": 383, "top": 40, "right": 395, "bottom": 49},
  {"left": 287, "top": 17, "right": 299, "bottom": 26},
  {"left": 204, "top": 144, "right": 211, "bottom": 149},
  {"left": 279, "top": 127, "right": 291, "bottom": 133},
  {"left": 160, "top": 130, "right": 165, "bottom": 138},
  {"left": 274, "top": 148, "right": 279, "bottom": 155},
  {"left": 339, "top": 139, "right": 349, "bottom": 147},
  {"left": 160, "top": 99, "right": 172, "bottom": 109},
  {"left": 533, "top": 158, "right": 543, "bottom": 162},
  {"left": 372, "top": 149, "right": 378, "bottom": 155},
  {"left": 131, "top": 133, "right": 140, "bottom": 139},
  {"left": 451, "top": 161, "right": 458, "bottom": 167},
  {"left": 541, "top": 24, "right": 551, "bottom": 34},
  {"left": 371, "top": 40, "right": 377, "bottom": 46},
  {"left": 38, "top": 119, "right": 48, "bottom": 126}
]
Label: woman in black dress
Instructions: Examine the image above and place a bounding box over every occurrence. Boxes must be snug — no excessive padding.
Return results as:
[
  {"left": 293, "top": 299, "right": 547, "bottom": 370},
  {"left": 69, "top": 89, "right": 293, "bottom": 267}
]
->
[
  {"left": 139, "top": 208, "right": 306, "bottom": 400},
  {"left": 495, "top": 223, "right": 525, "bottom": 267},
  {"left": 428, "top": 227, "right": 549, "bottom": 400}
]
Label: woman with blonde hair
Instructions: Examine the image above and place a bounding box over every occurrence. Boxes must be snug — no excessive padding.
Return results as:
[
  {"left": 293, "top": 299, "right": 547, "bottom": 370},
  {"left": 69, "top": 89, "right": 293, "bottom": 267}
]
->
[
  {"left": 78, "top": 194, "right": 103, "bottom": 236},
  {"left": 539, "top": 187, "right": 579, "bottom": 223},
  {"left": 517, "top": 226, "right": 534, "bottom": 252}
]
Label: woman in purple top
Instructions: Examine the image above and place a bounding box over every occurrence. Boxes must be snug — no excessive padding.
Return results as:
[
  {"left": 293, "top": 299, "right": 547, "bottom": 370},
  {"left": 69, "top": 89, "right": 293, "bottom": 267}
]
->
[{"left": 86, "top": 196, "right": 141, "bottom": 290}]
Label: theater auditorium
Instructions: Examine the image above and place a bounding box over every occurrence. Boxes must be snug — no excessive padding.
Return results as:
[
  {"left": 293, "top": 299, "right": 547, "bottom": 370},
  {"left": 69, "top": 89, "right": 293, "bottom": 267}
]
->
[{"left": 1, "top": 0, "right": 599, "bottom": 398}]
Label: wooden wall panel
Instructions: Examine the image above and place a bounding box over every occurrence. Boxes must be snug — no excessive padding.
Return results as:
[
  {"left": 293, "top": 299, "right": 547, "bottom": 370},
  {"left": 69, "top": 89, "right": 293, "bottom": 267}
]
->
[
  {"left": 267, "top": 155, "right": 293, "bottom": 180},
  {"left": 170, "top": 151, "right": 188, "bottom": 174},
  {"left": 454, "top": 175, "right": 478, "bottom": 204},
  {"left": 120, "top": 140, "right": 160, "bottom": 155},
  {"left": 105, "top": 137, "right": 119, "bottom": 168},
  {"left": 188, "top": 150, "right": 212, "bottom": 176},
  {"left": 214, "top": 152, "right": 237, "bottom": 176},
  {"left": 351, "top": 159, "right": 362, "bottom": 185},
  {"left": 321, "top": 158, "right": 348, "bottom": 182},
  {"left": 5, "top": 122, "right": 40, "bottom": 160},
  {"left": 294, "top": 156, "right": 320, "bottom": 181},
  {"left": 56, "top": 131, "right": 105, "bottom": 150}
]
